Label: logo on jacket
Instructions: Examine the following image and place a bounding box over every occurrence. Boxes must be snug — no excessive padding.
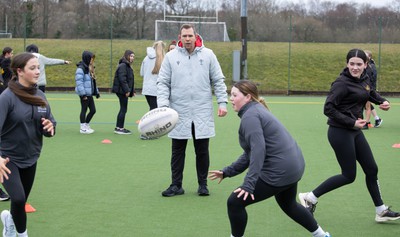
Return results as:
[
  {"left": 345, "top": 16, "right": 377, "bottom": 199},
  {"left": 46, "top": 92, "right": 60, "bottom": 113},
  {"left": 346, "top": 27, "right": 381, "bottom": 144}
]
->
[
  {"left": 365, "top": 85, "right": 370, "bottom": 91},
  {"left": 199, "top": 59, "right": 204, "bottom": 65},
  {"left": 177, "top": 61, "right": 180, "bottom": 66}
]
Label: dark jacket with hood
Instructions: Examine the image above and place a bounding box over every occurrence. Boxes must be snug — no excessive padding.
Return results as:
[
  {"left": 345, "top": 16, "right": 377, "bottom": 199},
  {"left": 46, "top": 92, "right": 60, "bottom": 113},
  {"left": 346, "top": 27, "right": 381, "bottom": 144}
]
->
[
  {"left": 0, "top": 57, "right": 12, "bottom": 92},
  {"left": 324, "top": 68, "right": 387, "bottom": 130},
  {"left": 112, "top": 57, "right": 135, "bottom": 96}
]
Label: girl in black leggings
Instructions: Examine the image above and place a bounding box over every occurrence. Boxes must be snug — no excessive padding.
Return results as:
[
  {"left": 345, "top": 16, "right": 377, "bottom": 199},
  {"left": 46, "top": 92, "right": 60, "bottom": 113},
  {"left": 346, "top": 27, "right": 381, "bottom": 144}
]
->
[
  {"left": 0, "top": 53, "right": 56, "bottom": 237},
  {"left": 209, "top": 80, "right": 330, "bottom": 237},
  {"left": 299, "top": 48, "right": 400, "bottom": 223}
]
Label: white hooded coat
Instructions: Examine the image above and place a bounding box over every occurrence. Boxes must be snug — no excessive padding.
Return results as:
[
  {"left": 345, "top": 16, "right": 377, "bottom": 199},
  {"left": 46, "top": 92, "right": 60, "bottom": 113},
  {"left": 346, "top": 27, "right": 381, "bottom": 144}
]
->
[
  {"left": 140, "top": 47, "right": 158, "bottom": 96},
  {"left": 157, "top": 35, "right": 228, "bottom": 139}
]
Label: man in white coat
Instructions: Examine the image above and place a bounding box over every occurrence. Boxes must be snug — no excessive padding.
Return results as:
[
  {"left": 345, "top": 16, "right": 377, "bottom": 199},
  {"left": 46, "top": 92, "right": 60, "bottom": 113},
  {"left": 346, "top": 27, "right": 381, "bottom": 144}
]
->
[
  {"left": 157, "top": 23, "right": 228, "bottom": 197},
  {"left": 26, "top": 44, "right": 70, "bottom": 92}
]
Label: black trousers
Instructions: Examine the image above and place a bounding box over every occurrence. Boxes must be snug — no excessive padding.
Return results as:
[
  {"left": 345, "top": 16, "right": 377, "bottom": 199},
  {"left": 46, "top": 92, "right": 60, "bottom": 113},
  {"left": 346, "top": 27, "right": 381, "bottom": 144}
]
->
[
  {"left": 79, "top": 95, "right": 96, "bottom": 124},
  {"left": 228, "top": 179, "right": 319, "bottom": 237},
  {"left": 313, "top": 126, "right": 383, "bottom": 206},
  {"left": 145, "top": 95, "right": 157, "bottom": 111},
  {"left": 116, "top": 93, "right": 128, "bottom": 128},
  {"left": 2, "top": 162, "right": 37, "bottom": 233},
  {"left": 170, "top": 123, "right": 209, "bottom": 187}
]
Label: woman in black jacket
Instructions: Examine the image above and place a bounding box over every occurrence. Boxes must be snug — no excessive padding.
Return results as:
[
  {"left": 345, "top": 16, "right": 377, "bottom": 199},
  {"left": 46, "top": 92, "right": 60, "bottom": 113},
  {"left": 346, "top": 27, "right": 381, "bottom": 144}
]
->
[
  {"left": 112, "top": 50, "right": 135, "bottom": 135},
  {"left": 299, "top": 49, "right": 400, "bottom": 223}
]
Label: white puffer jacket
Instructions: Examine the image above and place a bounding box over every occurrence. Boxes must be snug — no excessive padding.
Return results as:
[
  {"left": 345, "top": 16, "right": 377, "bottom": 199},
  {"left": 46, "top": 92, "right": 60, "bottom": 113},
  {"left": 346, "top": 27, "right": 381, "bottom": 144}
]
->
[
  {"left": 157, "top": 36, "right": 228, "bottom": 139},
  {"left": 140, "top": 47, "right": 158, "bottom": 96}
]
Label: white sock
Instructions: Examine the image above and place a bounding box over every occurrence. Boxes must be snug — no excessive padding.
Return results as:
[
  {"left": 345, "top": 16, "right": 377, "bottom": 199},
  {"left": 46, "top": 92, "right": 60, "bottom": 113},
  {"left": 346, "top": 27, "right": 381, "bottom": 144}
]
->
[
  {"left": 307, "top": 192, "right": 318, "bottom": 204},
  {"left": 376, "top": 204, "right": 387, "bottom": 214},
  {"left": 230, "top": 235, "right": 243, "bottom": 237},
  {"left": 375, "top": 116, "right": 380, "bottom": 120},
  {"left": 17, "top": 229, "right": 28, "bottom": 237},
  {"left": 311, "top": 226, "right": 326, "bottom": 237}
]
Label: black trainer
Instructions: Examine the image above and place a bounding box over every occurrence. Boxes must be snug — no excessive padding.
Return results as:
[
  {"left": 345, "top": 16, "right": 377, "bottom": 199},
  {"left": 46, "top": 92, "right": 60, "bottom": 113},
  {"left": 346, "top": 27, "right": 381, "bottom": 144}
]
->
[
  {"left": 198, "top": 185, "right": 210, "bottom": 196},
  {"left": 162, "top": 185, "right": 184, "bottom": 197},
  {"left": 375, "top": 207, "right": 400, "bottom": 222},
  {"left": 375, "top": 119, "right": 383, "bottom": 128},
  {"left": 362, "top": 122, "right": 370, "bottom": 130},
  {"left": 0, "top": 188, "right": 10, "bottom": 201}
]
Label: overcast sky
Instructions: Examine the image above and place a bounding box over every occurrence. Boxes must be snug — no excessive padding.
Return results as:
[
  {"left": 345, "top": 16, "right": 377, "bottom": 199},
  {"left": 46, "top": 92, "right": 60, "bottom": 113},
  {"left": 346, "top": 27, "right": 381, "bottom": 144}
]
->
[{"left": 286, "top": 0, "right": 393, "bottom": 8}]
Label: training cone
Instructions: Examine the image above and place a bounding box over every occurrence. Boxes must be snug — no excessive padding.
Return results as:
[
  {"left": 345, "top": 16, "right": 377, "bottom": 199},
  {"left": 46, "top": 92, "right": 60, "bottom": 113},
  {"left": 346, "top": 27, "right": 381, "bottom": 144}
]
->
[
  {"left": 25, "top": 203, "right": 36, "bottom": 213},
  {"left": 392, "top": 144, "right": 400, "bottom": 148},
  {"left": 102, "top": 139, "right": 112, "bottom": 144}
]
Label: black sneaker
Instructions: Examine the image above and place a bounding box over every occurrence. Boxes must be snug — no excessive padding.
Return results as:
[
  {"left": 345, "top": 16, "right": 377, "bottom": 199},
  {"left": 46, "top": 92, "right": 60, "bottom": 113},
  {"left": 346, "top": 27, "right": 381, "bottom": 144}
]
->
[
  {"left": 374, "top": 119, "right": 383, "bottom": 128},
  {"left": 0, "top": 188, "right": 10, "bottom": 201},
  {"left": 162, "top": 185, "right": 184, "bottom": 197},
  {"left": 375, "top": 207, "right": 400, "bottom": 222},
  {"left": 114, "top": 128, "right": 132, "bottom": 135},
  {"left": 298, "top": 193, "right": 317, "bottom": 215},
  {"left": 362, "top": 122, "right": 370, "bottom": 130},
  {"left": 198, "top": 185, "right": 210, "bottom": 196}
]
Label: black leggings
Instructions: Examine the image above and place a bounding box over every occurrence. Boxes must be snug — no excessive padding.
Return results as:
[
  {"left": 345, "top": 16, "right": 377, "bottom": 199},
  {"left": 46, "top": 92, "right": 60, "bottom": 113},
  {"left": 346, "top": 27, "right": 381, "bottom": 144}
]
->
[
  {"left": 228, "top": 179, "right": 319, "bottom": 237},
  {"left": 2, "top": 162, "right": 37, "bottom": 233},
  {"left": 313, "top": 126, "right": 383, "bottom": 206},
  {"left": 79, "top": 96, "right": 96, "bottom": 124},
  {"left": 145, "top": 95, "right": 157, "bottom": 111},
  {"left": 116, "top": 93, "right": 128, "bottom": 128}
]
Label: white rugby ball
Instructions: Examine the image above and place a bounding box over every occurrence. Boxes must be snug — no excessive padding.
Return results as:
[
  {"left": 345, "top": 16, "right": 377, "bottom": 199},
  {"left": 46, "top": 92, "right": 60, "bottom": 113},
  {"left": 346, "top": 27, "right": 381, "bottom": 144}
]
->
[{"left": 138, "top": 107, "right": 179, "bottom": 138}]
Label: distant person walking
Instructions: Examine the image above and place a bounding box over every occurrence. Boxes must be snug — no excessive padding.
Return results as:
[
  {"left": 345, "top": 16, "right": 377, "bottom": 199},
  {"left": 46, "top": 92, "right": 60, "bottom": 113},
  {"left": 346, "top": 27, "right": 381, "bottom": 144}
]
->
[
  {"left": 25, "top": 44, "right": 70, "bottom": 92},
  {"left": 0, "top": 53, "right": 56, "bottom": 237},
  {"left": 299, "top": 49, "right": 400, "bottom": 223},
  {"left": 112, "top": 50, "right": 136, "bottom": 135},
  {"left": 75, "top": 51, "right": 99, "bottom": 134},
  {"left": 0, "top": 47, "right": 13, "bottom": 94},
  {"left": 363, "top": 50, "right": 382, "bottom": 129}
]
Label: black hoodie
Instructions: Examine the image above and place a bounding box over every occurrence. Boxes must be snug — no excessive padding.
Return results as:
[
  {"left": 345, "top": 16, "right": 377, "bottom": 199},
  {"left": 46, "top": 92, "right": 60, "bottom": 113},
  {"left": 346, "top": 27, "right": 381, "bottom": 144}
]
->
[{"left": 324, "top": 68, "right": 386, "bottom": 129}]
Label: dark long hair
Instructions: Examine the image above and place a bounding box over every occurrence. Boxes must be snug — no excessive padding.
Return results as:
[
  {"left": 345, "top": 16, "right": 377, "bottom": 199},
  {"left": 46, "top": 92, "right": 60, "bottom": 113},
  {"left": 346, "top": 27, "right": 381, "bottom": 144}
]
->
[{"left": 9, "top": 53, "right": 47, "bottom": 106}]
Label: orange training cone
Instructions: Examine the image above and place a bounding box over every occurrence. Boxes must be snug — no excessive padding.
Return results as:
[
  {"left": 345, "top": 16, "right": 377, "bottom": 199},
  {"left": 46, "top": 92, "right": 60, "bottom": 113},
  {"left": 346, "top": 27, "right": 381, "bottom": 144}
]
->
[{"left": 25, "top": 203, "right": 36, "bottom": 213}]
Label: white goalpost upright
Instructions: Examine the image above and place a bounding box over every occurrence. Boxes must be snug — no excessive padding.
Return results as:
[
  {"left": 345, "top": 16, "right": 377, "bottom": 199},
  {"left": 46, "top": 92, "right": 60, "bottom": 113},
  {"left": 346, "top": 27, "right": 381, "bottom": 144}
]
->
[{"left": 155, "top": 0, "right": 230, "bottom": 42}]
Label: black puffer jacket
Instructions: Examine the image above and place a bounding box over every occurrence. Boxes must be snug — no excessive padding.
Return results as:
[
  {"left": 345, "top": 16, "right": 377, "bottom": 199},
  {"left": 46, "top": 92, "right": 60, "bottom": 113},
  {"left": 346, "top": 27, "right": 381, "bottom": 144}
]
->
[{"left": 112, "top": 58, "right": 135, "bottom": 96}]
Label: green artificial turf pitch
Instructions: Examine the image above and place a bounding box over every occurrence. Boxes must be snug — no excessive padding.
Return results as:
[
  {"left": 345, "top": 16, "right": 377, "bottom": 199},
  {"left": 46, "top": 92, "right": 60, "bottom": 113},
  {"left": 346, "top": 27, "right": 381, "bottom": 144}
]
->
[{"left": 1, "top": 93, "right": 400, "bottom": 236}]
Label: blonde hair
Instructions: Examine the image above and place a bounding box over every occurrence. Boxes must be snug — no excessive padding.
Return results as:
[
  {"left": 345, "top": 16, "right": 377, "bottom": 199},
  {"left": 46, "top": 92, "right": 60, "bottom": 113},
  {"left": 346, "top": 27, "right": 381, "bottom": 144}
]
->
[
  {"left": 233, "top": 80, "right": 269, "bottom": 110},
  {"left": 152, "top": 41, "right": 166, "bottom": 75}
]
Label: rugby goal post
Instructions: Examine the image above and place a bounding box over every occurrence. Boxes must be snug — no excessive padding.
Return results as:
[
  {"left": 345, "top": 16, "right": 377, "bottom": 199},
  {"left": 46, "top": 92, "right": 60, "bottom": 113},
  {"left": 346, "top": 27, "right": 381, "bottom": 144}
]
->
[{"left": 155, "top": 0, "right": 230, "bottom": 42}]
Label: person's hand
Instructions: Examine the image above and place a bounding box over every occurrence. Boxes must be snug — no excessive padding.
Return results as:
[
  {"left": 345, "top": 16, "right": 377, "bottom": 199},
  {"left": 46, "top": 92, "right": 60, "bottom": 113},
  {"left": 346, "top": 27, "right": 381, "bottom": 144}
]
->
[
  {"left": 379, "top": 101, "right": 390, "bottom": 111},
  {"left": 218, "top": 107, "right": 227, "bottom": 117},
  {"left": 208, "top": 170, "right": 224, "bottom": 184},
  {"left": 64, "top": 60, "right": 71, "bottom": 64},
  {"left": 354, "top": 118, "right": 367, "bottom": 129},
  {"left": 96, "top": 94, "right": 100, "bottom": 99},
  {"left": 42, "top": 117, "right": 55, "bottom": 136},
  {"left": 0, "top": 157, "right": 11, "bottom": 183},
  {"left": 125, "top": 92, "right": 130, "bottom": 97},
  {"left": 233, "top": 188, "right": 254, "bottom": 201}
]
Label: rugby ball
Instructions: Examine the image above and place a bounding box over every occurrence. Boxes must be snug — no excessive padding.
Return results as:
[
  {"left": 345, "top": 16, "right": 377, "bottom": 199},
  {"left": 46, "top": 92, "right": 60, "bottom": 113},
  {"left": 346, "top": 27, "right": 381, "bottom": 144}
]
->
[{"left": 138, "top": 107, "right": 179, "bottom": 138}]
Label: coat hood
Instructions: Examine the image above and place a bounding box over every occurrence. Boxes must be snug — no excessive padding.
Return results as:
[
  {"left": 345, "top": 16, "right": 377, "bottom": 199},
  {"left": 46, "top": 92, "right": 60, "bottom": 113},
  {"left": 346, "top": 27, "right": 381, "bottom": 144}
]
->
[
  {"left": 177, "top": 34, "right": 204, "bottom": 53},
  {"left": 76, "top": 51, "right": 94, "bottom": 74},
  {"left": 146, "top": 47, "right": 156, "bottom": 59}
]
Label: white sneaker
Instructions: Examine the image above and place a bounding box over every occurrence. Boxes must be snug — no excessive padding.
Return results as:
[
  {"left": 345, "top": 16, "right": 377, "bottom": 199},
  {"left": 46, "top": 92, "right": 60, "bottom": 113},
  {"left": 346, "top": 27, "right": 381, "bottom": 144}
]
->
[
  {"left": 325, "top": 232, "right": 331, "bottom": 237},
  {"left": 298, "top": 192, "right": 317, "bottom": 214},
  {"left": 80, "top": 124, "right": 94, "bottom": 134},
  {"left": 85, "top": 124, "right": 95, "bottom": 133},
  {"left": 1, "top": 210, "right": 16, "bottom": 237}
]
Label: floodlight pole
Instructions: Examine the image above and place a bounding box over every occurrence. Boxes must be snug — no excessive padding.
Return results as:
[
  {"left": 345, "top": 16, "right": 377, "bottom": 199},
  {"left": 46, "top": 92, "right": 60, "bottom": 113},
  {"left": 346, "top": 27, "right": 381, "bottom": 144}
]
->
[{"left": 241, "top": 0, "right": 248, "bottom": 80}]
